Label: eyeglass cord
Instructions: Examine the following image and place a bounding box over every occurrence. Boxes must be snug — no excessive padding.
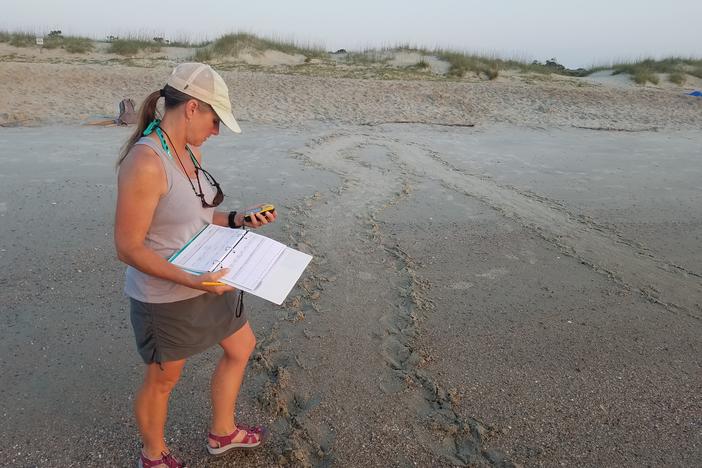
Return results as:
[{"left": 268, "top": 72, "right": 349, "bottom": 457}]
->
[{"left": 151, "top": 123, "right": 209, "bottom": 205}]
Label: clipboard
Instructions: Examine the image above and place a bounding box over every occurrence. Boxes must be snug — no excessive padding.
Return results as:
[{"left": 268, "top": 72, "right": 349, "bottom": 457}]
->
[{"left": 169, "top": 224, "right": 312, "bottom": 305}]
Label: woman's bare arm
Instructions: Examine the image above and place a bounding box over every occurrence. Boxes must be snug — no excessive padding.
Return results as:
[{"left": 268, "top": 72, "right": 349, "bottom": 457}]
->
[{"left": 114, "top": 146, "right": 232, "bottom": 292}]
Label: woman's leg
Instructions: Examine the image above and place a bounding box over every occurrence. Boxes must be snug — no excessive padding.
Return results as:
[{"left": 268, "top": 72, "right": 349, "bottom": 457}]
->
[
  {"left": 209, "top": 321, "right": 256, "bottom": 442},
  {"left": 135, "top": 359, "right": 187, "bottom": 458}
]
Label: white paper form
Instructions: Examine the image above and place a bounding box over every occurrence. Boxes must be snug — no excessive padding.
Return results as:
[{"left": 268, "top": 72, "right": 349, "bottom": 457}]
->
[
  {"left": 170, "top": 225, "right": 286, "bottom": 291},
  {"left": 217, "top": 233, "right": 286, "bottom": 290},
  {"left": 171, "top": 226, "right": 246, "bottom": 273},
  {"left": 169, "top": 224, "right": 312, "bottom": 305}
]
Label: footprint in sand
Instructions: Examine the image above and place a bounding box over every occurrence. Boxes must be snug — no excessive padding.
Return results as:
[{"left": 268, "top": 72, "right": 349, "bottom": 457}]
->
[{"left": 522, "top": 249, "right": 538, "bottom": 265}]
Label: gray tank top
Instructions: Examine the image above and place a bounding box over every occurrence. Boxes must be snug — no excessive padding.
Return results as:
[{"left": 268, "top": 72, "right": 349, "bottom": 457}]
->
[{"left": 124, "top": 136, "right": 216, "bottom": 303}]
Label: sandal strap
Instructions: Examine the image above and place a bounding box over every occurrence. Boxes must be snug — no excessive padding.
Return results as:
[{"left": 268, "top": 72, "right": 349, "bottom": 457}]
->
[
  {"left": 208, "top": 426, "right": 262, "bottom": 447},
  {"left": 208, "top": 429, "right": 241, "bottom": 447},
  {"left": 237, "top": 423, "right": 265, "bottom": 435},
  {"left": 141, "top": 451, "right": 183, "bottom": 468}
]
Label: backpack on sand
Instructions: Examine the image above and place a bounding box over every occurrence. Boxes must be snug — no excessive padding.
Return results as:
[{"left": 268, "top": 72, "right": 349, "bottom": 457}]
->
[{"left": 116, "top": 98, "right": 137, "bottom": 125}]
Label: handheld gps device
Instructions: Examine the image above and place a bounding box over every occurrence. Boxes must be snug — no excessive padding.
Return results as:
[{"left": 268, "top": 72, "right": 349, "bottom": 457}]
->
[{"left": 244, "top": 204, "right": 276, "bottom": 222}]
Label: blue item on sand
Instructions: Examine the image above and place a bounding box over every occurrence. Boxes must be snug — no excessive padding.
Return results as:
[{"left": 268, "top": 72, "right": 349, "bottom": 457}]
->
[{"left": 687, "top": 90, "right": 702, "bottom": 96}]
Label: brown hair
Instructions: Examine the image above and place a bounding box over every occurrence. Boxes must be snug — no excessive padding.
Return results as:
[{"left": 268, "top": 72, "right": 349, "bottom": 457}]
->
[{"left": 116, "top": 85, "right": 205, "bottom": 167}]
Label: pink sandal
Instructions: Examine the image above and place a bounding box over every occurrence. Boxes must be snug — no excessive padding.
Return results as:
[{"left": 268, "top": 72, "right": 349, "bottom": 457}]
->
[
  {"left": 138, "top": 450, "right": 186, "bottom": 468},
  {"left": 207, "top": 424, "right": 267, "bottom": 455}
]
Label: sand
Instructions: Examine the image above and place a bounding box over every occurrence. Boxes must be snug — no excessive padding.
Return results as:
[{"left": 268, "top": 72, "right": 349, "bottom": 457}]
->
[{"left": 1, "top": 46, "right": 701, "bottom": 467}]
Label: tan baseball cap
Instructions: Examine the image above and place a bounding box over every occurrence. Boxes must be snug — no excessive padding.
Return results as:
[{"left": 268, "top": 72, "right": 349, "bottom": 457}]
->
[{"left": 166, "top": 62, "right": 241, "bottom": 133}]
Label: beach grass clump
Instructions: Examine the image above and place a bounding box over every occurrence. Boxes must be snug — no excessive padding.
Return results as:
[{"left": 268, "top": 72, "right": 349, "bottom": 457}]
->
[
  {"left": 668, "top": 71, "right": 686, "bottom": 85},
  {"left": 108, "top": 36, "right": 162, "bottom": 56},
  {"left": 193, "top": 47, "right": 213, "bottom": 62},
  {"left": 200, "top": 32, "right": 326, "bottom": 61},
  {"left": 631, "top": 68, "right": 659, "bottom": 85},
  {"left": 64, "top": 37, "right": 94, "bottom": 53},
  {"left": 8, "top": 32, "right": 35, "bottom": 47},
  {"left": 435, "top": 50, "right": 506, "bottom": 79},
  {"left": 415, "top": 59, "right": 430, "bottom": 70},
  {"left": 43, "top": 35, "right": 94, "bottom": 53},
  {"left": 0, "top": 30, "right": 93, "bottom": 53}
]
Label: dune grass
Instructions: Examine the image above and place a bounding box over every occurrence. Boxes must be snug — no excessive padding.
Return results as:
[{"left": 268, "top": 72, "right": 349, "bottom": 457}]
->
[
  {"left": 194, "top": 32, "right": 326, "bottom": 62},
  {"left": 43, "top": 35, "right": 94, "bottom": 53},
  {"left": 2, "top": 29, "right": 699, "bottom": 86},
  {"left": 5, "top": 31, "right": 36, "bottom": 47},
  {"left": 434, "top": 49, "right": 505, "bottom": 79},
  {"left": 107, "top": 34, "right": 162, "bottom": 55},
  {"left": 0, "top": 30, "right": 93, "bottom": 53},
  {"left": 668, "top": 71, "right": 686, "bottom": 85},
  {"left": 605, "top": 58, "right": 702, "bottom": 84},
  {"left": 340, "top": 45, "right": 589, "bottom": 80}
]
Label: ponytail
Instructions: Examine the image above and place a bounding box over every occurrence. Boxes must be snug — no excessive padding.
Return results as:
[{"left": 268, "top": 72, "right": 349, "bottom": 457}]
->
[{"left": 116, "top": 85, "right": 202, "bottom": 168}]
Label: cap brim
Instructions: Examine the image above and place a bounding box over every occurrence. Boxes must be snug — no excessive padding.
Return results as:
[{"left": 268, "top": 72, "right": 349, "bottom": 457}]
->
[{"left": 212, "top": 104, "right": 241, "bottom": 134}]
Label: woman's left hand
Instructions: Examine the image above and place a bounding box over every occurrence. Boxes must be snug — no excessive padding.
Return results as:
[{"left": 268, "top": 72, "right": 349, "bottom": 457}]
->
[{"left": 236, "top": 205, "right": 277, "bottom": 229}]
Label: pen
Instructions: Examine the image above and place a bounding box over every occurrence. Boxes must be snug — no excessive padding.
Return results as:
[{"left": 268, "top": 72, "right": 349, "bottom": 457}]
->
[{"left": 202, "top": 282, "right": 226, "bottom": 286}]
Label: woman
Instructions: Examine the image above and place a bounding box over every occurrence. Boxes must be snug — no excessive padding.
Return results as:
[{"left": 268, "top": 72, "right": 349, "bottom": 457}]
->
[{"left": 114, "top": 63, "right": 275, "bottom": 468}]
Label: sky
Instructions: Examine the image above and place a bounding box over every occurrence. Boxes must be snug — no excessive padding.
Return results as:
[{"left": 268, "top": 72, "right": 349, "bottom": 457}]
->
[{"left": 2, "top": 0, "right": 699, "bottom": 68}]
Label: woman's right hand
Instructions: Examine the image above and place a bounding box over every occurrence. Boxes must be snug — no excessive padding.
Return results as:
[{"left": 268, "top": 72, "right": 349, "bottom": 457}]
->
[{"left": 192, "top": 269, "right": 237, "bottom": 295}]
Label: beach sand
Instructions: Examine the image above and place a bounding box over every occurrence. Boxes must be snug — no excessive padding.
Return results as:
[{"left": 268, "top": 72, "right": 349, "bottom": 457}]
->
[{"left": 0, "top": 49, "right": 701, "bottom": 467}]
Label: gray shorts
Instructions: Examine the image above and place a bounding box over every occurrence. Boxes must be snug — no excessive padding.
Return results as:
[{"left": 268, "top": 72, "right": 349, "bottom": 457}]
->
[{"left": 129, "top": 290, "right": 247, "bottom": 364}]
